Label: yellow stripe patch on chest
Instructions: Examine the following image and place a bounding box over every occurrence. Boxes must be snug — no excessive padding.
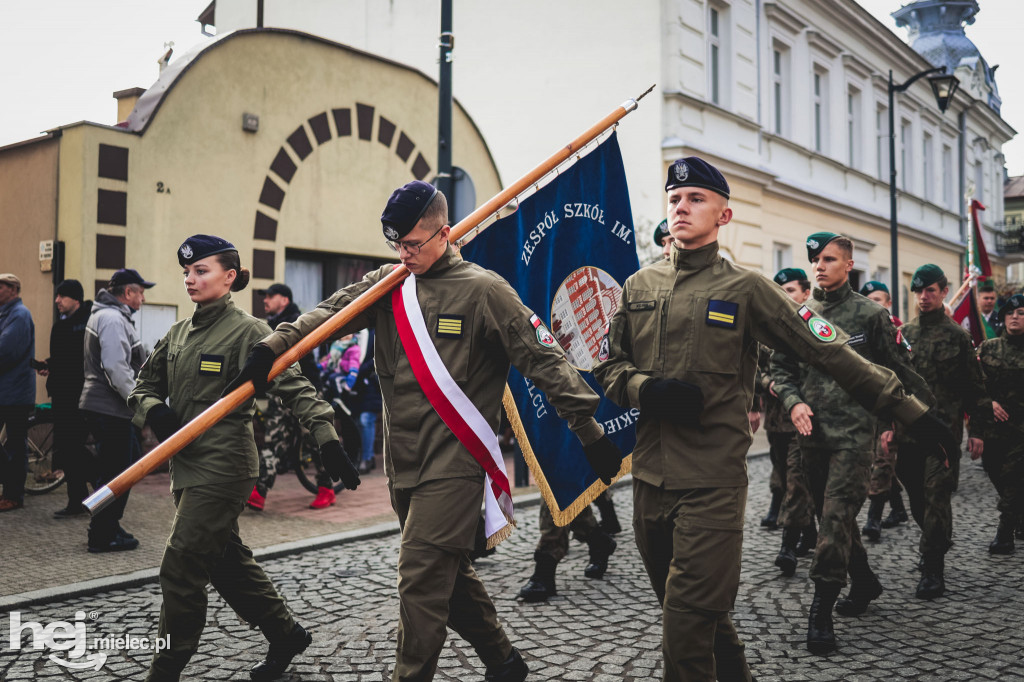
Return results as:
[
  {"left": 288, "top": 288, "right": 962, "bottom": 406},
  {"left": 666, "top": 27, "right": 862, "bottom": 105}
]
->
[
  {"left": 199, "top": 354, "right": 224, "bottom": 375},
  {"left": 436, "top": 315, "right": 465, "bottom": 338},
  {"left": 706, "top": 300, "right": 739, "bottom": 329}
]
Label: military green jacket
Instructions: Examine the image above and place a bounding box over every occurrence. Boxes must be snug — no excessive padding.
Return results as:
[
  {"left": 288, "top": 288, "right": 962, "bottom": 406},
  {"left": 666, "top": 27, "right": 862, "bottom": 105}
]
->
[
  {"left": 898, "top": 308, "right": 989, "bottom": 445},
  {"left": 978, "top": 333, "right": 1024, "bottom": 442},
  {"left": 756, "top": 344, "right": 795, "bottom": 434},
  {"left": 260, "top": 246, "right": 603, "bottom": 489},
  {"left": 129, "top": 294, "right": 337, "bottom": 490},
  {"left": 593, "top": 242, "right": 929, "bottom": 490},
  {"left": 771, "top": 281, "right": 931, "bottom": 451}
]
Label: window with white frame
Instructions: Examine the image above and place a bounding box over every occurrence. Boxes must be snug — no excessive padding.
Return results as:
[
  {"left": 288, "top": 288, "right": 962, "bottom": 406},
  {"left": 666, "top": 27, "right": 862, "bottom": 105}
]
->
[
  {"left": 847, "top": 86, "right": 861, "bottom": 169},
  {"left": 899, "top": 118, "right": 912, "bottom": 191},
  {"left": 923, "top": 132, "right": 934, "bottom": 201},
  {"left": 876, "top": 103, "right": 888, "bottom": 181},
  {"left": 813, "top": 67, "right": 829, "bottom": 154},
  {"left": 975, "top": 160, "right": 984, "bottom": 202},
  {"left": 708, "top": 5, "right": 729, "bottom": 107},
  {"left": 773, "top": 242, "right": 791, "bottom": 273},
  {"left": 942, "top": 144, "right": 953, "bottom": 208},
  {"left": 772, "top": 43, "right": 790, "bottom": 136}
]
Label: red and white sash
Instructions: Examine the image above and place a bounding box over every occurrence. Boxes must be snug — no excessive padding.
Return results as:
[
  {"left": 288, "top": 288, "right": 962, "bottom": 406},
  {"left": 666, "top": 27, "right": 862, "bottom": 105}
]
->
[{"left": 392, "top": 274, "right": 515, "bottom": 546}]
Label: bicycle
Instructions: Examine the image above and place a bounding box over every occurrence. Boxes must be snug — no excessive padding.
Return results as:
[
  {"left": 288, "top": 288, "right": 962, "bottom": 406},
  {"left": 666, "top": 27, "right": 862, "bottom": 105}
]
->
[{"left": 0, "top": 403, "right": 66, "bottom": 495}]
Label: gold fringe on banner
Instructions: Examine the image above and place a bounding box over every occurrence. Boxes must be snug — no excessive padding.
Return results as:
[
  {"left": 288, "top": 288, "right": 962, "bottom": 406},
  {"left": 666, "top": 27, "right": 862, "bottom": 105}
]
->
[{"left": 502, "top": 384, "right": 632, "bottom": 528}]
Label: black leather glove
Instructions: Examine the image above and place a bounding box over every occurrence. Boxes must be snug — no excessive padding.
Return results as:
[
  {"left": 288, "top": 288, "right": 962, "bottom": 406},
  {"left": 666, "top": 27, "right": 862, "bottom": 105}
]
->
[
  {"left": 639, "top": 378, "right": 704, "bottom": 426},
  {"left": 320, "top": 440, "right": 360, "bottom": 490},
  {"left": 584, "top": 436, "right": 623, "bottom": 485},
  {"left": 147, "top": 403, "right": 179, "bottom": 442},
  {"left": 905, "top": 410, "right": 960, "bottom": 464},
  {"left": 221, "top": 344, "right": 276, "bottom": 398}
]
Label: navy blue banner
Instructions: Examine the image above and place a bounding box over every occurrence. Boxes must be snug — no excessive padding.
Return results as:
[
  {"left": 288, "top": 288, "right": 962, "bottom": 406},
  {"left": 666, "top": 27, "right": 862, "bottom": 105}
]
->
[{"left": 461, "top": 133, "right": 638, "bottom": 522}]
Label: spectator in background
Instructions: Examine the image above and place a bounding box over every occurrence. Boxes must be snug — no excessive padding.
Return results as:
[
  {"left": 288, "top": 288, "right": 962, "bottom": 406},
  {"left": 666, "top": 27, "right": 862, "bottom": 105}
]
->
[
  {"left": 0, "top": 273, "right": 35, "bottom": 512},
  {"left": 38, "top": 279, "right": 94, "bottom": 517},
  {"left": 355, "top": 331, "right": 381, "bottom": 474},
  {"left": 81, "top": 268, "right": 153, "bottom": 551},
  {"left": 978, "top": 281, "right": 1001, "bottom": 339}
]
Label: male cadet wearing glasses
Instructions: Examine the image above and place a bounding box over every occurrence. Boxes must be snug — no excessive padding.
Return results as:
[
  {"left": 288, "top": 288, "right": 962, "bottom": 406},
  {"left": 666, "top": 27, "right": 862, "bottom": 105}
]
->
[
  {"left": 226, "top": 180, "right": 622, "bottom": 682},
  {"left": 594, "top": 157, "right": 957, "bottom": 681}
]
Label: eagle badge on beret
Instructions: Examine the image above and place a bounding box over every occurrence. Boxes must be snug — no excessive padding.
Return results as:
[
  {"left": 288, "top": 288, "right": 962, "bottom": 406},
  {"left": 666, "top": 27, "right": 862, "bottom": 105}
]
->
[
  {"left": 778, "top": 272, "right": 788, "bottom": 282},
  {"left": 806, "top": 238, "right": 819, "bottom": 250},
  {"left": 673, "top": 161, "right": 689, "bottom": 183},
  {"left": 865, "top": 283, "right": 875, "bottom": 291},
  {"left": 384, "top": 226, "right": 400, "bottom": 241},
  {"left": 180, "top": 244, "right": 193, "bottom": 259},
  {"left": 912, "top": 276, "right": 923, "bottom": 288}
]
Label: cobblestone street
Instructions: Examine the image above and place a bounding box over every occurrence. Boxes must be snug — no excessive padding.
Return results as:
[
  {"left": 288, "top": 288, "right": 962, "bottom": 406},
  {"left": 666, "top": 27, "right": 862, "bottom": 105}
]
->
[{"left": 2, "top": 455, "right": 1022, "bottom": 681}]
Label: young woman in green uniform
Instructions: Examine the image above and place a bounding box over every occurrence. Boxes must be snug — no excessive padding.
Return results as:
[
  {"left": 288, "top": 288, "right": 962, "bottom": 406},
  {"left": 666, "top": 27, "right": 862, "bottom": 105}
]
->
[{"left": 129, "top": 235, "right": 359, "bottom": 682}]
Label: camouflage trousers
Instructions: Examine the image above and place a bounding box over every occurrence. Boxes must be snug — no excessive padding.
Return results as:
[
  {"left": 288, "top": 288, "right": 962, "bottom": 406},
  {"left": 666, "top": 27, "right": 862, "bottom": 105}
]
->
[
  {"left": 255, "top": 395, "right": 330, "bottom": 497},
  {"left": 867, "top": 425, "right": 899, "bottom": 498},
  {"left": 535, "top": 500, "right": 599, "bottom": 563},
  {"left": 895, "top": 439, "right": 958, "bottom": 558},
  {"left": 766, "top": 430, "right": 794, "bottom": 498},
  {"left": 802, "top": 445, "right": 871, "bottom": 586},
  {"left": 981, "top": 438, "right": 1024, "bottom": 526},
  {"left": 778, "top": 437, "right": 814, "bottom": 530}
]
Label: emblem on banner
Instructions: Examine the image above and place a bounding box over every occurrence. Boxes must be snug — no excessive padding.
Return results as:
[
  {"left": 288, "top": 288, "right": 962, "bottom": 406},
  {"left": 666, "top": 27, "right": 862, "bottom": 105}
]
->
[{"left": 549, "top": 266, "right": 624, "bottom": 371}]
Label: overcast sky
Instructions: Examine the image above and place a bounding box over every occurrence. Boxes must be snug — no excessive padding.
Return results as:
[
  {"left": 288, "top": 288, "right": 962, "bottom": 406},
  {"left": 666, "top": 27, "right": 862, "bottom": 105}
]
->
[{"left": 1, "top": 1, "right": 1020, "bottom": 175}]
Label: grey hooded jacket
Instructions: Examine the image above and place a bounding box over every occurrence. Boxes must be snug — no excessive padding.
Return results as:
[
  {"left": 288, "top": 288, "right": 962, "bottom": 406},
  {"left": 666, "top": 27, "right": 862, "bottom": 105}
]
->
[{"left": 80, "top": 289, "right": 144, "bottom": 419}]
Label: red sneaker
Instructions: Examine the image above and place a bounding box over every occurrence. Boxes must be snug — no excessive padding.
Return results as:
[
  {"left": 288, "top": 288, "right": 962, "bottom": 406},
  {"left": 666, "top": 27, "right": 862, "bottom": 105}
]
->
[
  {"left": 247, "top": 487, "right": 266, "bottom": 511},
  {"left": 310, "top": 486, "right": 336, "bottom": 509}
]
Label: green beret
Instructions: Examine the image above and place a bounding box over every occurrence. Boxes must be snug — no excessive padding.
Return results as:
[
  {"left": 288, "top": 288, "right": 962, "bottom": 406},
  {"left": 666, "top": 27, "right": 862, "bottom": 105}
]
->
[
  {"left": 998, "top": 293, "right": 1024, "bottom": 322},
  {"left": 860, "top": 281, "right": 889, "bottom": 296},
  {"left": 806, "top": 232, "right": 841, "bottom": 261},
  {"left": 978, "top": 281, "right": 996, "bottom": 292},
  {"left": 653, "top": 219, "right": 670, "bottom": 246},
  {"left": 910, "top": 264, "right": 946, "bottom": 292},
  {"left": 774, "top": 268, "right": 807, "bottom": 285}
]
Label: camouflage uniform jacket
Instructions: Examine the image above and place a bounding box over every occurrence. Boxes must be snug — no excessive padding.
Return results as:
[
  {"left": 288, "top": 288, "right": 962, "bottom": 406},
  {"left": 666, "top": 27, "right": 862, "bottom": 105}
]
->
[
  {"left": 771, "top": 281, "right": 931, "bottom": 451},
  {"left": 594, "top": 242, "right": 929, "bottom": 490},
  {"left": 260, "top": 245, "right": 604, "bottom": 489},
  {"left": 976, "top": 333, "right": 1023, "bottom": 443},
  {"left": 757, "top": 344, "right": 795, "bottom": 434}
]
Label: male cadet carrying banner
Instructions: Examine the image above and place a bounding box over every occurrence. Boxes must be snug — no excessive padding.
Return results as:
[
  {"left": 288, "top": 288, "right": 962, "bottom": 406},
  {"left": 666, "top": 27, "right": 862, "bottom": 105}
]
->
[
  {"left": 594, "top": 157, "right": 958, "bottom": 680},
  {"left": 460, "top": 133, "right": 638, "bottom": 601},
  {"left": 226, "top": 180, "right": 622, "bottom": 682}
]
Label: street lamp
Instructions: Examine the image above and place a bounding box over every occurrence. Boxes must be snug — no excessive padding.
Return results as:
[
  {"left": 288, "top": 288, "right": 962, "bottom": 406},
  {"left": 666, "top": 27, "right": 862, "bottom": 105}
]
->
[{"left": 888, "top": 66, "right": 960, "bottom": 318}]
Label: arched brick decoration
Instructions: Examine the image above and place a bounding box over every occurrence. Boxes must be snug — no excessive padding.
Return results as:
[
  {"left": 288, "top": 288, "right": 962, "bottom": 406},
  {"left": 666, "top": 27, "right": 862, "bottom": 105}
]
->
[{"left": 253, "top": 102, "right": 433, "bottom": 278}]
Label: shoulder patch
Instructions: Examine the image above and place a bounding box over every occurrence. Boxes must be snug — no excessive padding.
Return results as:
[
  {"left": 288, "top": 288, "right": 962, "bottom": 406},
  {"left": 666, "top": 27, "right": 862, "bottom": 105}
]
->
[
  {"left": 706, "top": 300, "right": 739, "bottom": 329},
  {"left": 797, "top": 305, "right": 814, "bottom": 322},
  {"left": 530, "top": 314, "right": 557, "bottom": 348},
  {"left": 807, "top": 316, "right": 837, "bottom": 343},
  {"left": 847, "top": 332, "right": 867, "bottom": 346}
]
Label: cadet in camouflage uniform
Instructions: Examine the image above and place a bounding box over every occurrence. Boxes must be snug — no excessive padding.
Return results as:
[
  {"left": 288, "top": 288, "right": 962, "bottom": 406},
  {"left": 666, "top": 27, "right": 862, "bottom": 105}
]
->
[
  {"left": 859, "top": 280, "right": 909, "bottom": 539},
  {"left": 595, "top": 159, "right": 953, "bottom": 677},
  {"left": 130, "top": 236, "right": 360, "bottom": 682},
  {"left": 978, "top": 293, "right": 1024, "bottom": 554},
  {"left": 771, "top": 232, "right": 935, "bottom": 654},
  {"left": 758, "top": 268, "right": 818, "bottom": 575},
  {"left": 228, "top": 181, "right": 621, "bottom": 682},
  {"left": 895, "top": 264, "right": 990, "bottom": 598}
]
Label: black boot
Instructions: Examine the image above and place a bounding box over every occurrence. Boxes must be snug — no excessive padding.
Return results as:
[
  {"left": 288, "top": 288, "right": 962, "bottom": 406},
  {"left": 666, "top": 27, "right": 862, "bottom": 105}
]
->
[
  {"left": 250, "top": 623, "right": 311, "bottom": 681},
  {"left": 583, "top": 528, "right": 617, "bottom": 579},
  {"left": 916, "top": 553, "right": 945, "bottom": 600},
  {"left": 517, "top": 552, "right": 558, "bottom": 602},
  {"left": 835, "top": 549, "right": 883, "bottom": 616},
  {"left": 485, "top": 647, "right": 529, "bottom": 682},
  {"left": 881, "top": 487, "right": 908, "bottom": 528},
  {"left": 774, "top": 527, "right": 800, "bottom": 577},
  {"left": 861, "top": 495, "right": 886, "bottom": 541},
  {"left": 593, "top": 492, "right": 621, "bottom": 535},
  {"left": 807, "top": 581, "right": 841, "bottom": 655},
  {"left": 795, "top": 522, "right": 817, "bottom": 558},
  {"left": 761, "top": 490, "right": 782, "bottom": 529},
  {"left": 989, "top": 520, "right": 1015, "bottom": 555}
]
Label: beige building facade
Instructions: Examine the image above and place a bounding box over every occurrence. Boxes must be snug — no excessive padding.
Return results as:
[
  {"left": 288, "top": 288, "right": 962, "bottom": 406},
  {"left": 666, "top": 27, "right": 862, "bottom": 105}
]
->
[{"left": 0, "top": 29, "right": 501, "bottom": 402}]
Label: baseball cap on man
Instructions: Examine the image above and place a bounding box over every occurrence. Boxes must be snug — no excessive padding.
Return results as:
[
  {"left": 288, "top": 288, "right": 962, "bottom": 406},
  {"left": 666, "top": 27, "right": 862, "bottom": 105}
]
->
[
  {"left": 109, "top": 268, "right": 155, "bottom": 289},
  {"left": 258, "top": 283, "right": 293, "bottom": 301},
  {"left": 664, "top": 157, "right": 730, "bottom": 199},
  {"left": 0, "top": 273, "right": 21, "bottom": 291},
  {"left": 381, "top": 180, "right": 439, "bottom": 241}
]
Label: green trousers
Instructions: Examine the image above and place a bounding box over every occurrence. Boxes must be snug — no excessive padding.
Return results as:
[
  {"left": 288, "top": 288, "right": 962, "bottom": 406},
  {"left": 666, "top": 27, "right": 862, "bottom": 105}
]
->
[
  {"left": 535, "top": 499, "right": 598, "bottom": 562},
  {"left": 778, "top": 436, "right": 814, "bottom": 530},
  {"left": 896, "top": 441, "right": 958, "bottom": 557},
  {"left": 390, "top": 476, "right": 512, "bottom": 681},
  {"left": 802, "top": 446, "right": 871, "bottom": 586},
  {"left": 146, "top": 478, "right": 295, "bottom": 682},
  {"left": 633, "top": 479, "right": 752, "bottom": 682}
]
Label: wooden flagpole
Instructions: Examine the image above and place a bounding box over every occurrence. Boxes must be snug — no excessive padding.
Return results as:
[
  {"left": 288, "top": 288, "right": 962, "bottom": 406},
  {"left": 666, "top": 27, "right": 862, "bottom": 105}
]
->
[{"left": 84, "top": 87, "right": 655, "bottom": 515}]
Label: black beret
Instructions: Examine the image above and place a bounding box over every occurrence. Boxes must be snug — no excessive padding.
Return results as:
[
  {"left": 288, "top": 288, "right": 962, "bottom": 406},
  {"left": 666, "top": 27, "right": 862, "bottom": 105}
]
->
[
  {"left": 665, "top": 157, "right": 730, "bottom": 199},
  {"left": 774, "top": 268, "right": 807, "bottom": 285},
  {"left": 381, "top": 180, "right": 439, "bottom": 241},
  {"left": 805, "top": 232, "right": 841, "bottom": 261},
  {"left": 998, "top": 294, "right": 1024, "bottom": 322},
  {"left": 653, "top": 219, "right": 670, "bottom": 246},
  {"left": 860, "top": 281, "right": 889, "bottom": 296},
  {"left": 178, "top": 234, "right": 237, "bottom": 267},
  {"left": 55, "top": 279, "right": 84, "bottom": 301},
  {"left": 911, "top": 264, "right": 946, "bottom": 292}
]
